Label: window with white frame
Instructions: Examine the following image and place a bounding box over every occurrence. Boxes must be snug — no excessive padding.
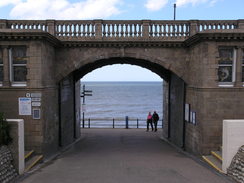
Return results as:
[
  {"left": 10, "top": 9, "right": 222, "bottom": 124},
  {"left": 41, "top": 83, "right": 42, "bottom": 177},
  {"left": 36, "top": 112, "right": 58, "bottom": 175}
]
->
[
  {"left": 218, "top": 47, "right": 236, "bottom": 85},
  {"left": 10, "top": 46, "right": 27, "bottom": 84},
  {"left": 0, "top": 49, "right": 3, "bottom": 83}
]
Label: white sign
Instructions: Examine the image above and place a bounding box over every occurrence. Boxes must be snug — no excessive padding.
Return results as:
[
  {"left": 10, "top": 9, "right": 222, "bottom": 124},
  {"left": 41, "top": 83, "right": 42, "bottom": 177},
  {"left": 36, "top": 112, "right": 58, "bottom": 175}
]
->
[
  {"left": 32, "top": 102, "right": 41, "bottom": 107},
  {"left": 32, "top": 98, "right": 41, "bottom": 102},
  {"left": 19, "top": 98, "right": 32, "bottom": 115},
  {"left": 31, "top": 93, "right": 42, "bottom": 98},
  {"left": 26, "top": 93, "right": 31, "bottom": 97},
  {"left": 185, "top": 103, "right": 190, "bottom": 122}
]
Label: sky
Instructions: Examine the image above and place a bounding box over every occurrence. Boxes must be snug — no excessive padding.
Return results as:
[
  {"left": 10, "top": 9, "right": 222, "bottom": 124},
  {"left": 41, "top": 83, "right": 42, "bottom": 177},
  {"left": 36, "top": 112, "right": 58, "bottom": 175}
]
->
[{"left": 1, "top": 0, "right": 243, "bottom": 81}]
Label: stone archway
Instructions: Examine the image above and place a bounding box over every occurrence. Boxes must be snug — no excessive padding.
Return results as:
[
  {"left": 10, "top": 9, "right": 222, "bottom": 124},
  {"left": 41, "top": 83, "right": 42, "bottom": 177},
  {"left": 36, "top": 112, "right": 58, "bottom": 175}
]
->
[{"left": 58, "top": 57, "right": 186, "bottom": 149}]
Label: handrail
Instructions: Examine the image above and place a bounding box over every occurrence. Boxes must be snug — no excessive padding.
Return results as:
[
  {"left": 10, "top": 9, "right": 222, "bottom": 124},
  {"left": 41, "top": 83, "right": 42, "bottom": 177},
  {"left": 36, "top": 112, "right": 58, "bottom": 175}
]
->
[
  {"left": 82, "top": 117, "right": 163, "bottom": 129},
  {"left": 0, "top": 19, "right": 242, "bottom": 41}
]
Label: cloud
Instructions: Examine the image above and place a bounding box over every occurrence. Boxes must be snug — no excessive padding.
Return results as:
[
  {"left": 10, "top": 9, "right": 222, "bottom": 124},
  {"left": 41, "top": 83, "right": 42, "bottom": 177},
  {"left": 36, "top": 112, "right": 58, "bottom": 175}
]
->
[
  {"left": 0, "top": 0, "right": 21, "bottom": 7},
  {"left": 5, "top": 0, "right": 122, "bottom": 19},
  {"left": 175, "top": 0, "right": 219, "bottom": 7},
  {"left": 145, "top": 0, "right": 168, "bottom": 11}
]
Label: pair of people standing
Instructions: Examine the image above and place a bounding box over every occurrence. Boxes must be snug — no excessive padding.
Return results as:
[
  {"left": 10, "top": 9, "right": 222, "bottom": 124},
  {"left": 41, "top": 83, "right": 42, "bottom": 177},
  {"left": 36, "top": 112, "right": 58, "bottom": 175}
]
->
[{"left": 146, "top": 111, "right": 159, "bottom": 132}]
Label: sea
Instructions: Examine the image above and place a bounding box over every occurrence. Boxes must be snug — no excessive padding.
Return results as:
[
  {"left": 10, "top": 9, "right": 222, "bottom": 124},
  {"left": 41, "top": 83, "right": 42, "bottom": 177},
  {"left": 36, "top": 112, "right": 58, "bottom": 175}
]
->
[{"left": 80, "top": 81, "right": 163, "bottom": 128}]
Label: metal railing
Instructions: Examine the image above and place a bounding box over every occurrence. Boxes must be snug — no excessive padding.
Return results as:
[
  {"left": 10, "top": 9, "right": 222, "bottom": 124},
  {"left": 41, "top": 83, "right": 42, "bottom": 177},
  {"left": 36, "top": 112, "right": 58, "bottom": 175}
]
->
[
  {"left": 81, "top": 117, "right": 163, "bottom": 129},
  {"left": 0, "top": 19, "right": 242, "bottom": 41}
]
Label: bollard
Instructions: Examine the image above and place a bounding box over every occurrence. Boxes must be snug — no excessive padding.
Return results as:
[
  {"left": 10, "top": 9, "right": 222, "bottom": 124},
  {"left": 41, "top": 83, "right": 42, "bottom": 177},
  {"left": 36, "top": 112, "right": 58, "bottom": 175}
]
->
[
  {"left": 82, "top": 113, "right": 85, "bottom": 128},
  {"left": 113, "top": 118, "right": 115, "bottom": 128},
  {"left": 125, "top": 116, "right": 129, "bottom": 129},
  {"left": 88, "top": 118, "right": 90, "bottom": 128},
  {"left": 137, "top": 119, "right": 139, "bottom": 128}
]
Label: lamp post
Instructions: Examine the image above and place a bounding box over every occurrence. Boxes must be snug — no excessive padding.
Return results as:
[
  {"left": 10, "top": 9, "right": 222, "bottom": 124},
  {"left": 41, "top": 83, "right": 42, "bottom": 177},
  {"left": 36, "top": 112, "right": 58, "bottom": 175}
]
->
[
  {"left": 80, "top": 84, "right": 92, "bottom": 128},
  {"left": 174, "top": 3, "right": 176, "bottom": 20}
]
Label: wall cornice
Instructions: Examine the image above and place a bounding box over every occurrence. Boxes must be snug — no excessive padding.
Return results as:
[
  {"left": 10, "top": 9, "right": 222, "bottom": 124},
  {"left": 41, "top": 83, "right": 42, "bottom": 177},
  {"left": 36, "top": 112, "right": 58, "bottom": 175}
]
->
[
  {"left": 0, "top": 30, "right": 61, "bottom": 46},
  {"left": 184, "top": 30, "right": 244, "bottom": 47},
  {"left": 1, "top": 29, "right": 244, "bottom": 48}
]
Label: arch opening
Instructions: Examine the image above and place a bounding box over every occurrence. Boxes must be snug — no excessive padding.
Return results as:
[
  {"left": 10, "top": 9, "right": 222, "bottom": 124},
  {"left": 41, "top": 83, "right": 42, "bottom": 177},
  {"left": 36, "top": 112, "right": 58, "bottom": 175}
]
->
[
  {"left": 58, "top": 57, "right": 186, "bottom": 149},
  {"left": 73, "top": 57, "right": 171, "bottom": 82},
  {"left": 80, "top": 64, "right": 163, "bottom": 129}
]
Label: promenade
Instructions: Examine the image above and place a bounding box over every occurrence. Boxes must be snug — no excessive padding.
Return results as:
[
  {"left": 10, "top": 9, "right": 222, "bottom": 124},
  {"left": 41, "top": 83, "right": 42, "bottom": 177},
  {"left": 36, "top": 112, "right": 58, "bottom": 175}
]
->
[{"left": 18, "top": 129, "right": 233, "bottom": 183}]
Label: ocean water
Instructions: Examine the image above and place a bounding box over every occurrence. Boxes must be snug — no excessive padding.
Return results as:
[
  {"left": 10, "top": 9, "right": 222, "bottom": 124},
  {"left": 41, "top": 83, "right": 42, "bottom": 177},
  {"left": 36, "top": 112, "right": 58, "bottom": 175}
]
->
[{"left": 80, "top": 81, "right": 163, "bottom": 128}]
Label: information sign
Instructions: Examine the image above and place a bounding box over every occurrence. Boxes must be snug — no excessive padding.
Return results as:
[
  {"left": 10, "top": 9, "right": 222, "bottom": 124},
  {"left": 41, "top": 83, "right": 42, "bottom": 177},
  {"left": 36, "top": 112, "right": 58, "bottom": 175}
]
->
[{"left": 19, "top": 97, "right": 32, "bottom": 115}]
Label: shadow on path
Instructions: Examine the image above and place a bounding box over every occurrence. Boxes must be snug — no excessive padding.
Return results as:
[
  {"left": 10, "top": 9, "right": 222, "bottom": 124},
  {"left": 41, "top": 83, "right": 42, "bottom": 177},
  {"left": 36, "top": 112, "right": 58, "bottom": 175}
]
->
[{"left": 19, "top": 129, "right": 233, "bottom": 183}]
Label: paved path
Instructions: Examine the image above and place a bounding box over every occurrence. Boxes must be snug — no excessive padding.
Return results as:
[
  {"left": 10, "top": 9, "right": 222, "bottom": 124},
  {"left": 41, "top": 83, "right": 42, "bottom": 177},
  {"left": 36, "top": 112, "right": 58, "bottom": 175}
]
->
[{"left": 19, "top": 129, "right": 233, "bottom": 183}]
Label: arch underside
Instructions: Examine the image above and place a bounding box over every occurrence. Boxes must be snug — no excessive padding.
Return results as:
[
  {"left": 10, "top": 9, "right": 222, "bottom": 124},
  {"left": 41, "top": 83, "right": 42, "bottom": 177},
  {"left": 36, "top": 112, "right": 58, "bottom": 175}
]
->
[{"left": 73, "top": 57, "right": 171, "bottom": 82}]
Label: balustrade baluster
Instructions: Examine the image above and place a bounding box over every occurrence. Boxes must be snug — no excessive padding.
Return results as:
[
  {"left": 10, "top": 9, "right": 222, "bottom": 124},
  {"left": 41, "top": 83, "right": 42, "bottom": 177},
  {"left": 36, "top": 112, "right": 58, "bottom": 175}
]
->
[
  {"left": 66, "top": 24, "right": 70, "bottom": 37},
  {"left": 77, "top": 24, "right": 81, "bottom": 37},
  {"left": 168, "top": 24, "right": 172, "bottom": 37},
  {"left": 71, "top": 24, "right": 74, "bottom": 36},
  {"left": 121, "top": 24, "right": 124, "bottom": 37},
  {"left": 161, "top": 24, "right": 165, "bottom": 37},
  {"left": 92, "top": 23, "right": 95, "bottom": 37},
  {"left": 149, "top": 24, "right": 152, "bottom": 37},
  {"left": 129, "top": 24, "right": 133, "bottom": 37},
  {"left": 58, "top": 25, "right": 61, "bottom": 36},
  {"left": 155, "top": 24, "right": 159, "bottom": 37},
  {"left": 69, "top": 24, "right": 72, "bottom": 36},
  {"left": 224, "top": 23, "right": 228, "bottom": 29},
  {"left": 102, "top": 24, "right": 105, "bottom": 37},
  {"left": 82, "top": 24, "right": 86, "bottom": 37},
  {"left": 176, "top": 24, "right": 180, "bottom": 37},
  {"left": 158, "top": 24, "right": 162, "bottom": 37},
  {"left": 138, "top": 24, "right": 142, "bottom": 37},
  {"left": 134, "top": 24, "right": 137, "bottom": 37},
  {"left": 115, "top": 24, "right": 119, "bottom": 37},
  {"left": 73, "top": 24, "right": 77, "bottom": 37},
  {"left": 111, "top": 24, "right": 115, "bottom": 37},
  {"left": 64, "top": 24, "right": 67, "bottom": 36},
  {"left": 87, "top": 24, "right": 90, "bottom": 37},
  {"left": 62, "top": 24, "right": 66, "bottom": 37},
  {"left": 107, "top": 24, "right": 111, "bottom": 37},
  {"left": 125, "top": 24, "right": 128, "bottom": 37},
  {"left": 179, "top": 24, "right": 182, "bottom": 37}
]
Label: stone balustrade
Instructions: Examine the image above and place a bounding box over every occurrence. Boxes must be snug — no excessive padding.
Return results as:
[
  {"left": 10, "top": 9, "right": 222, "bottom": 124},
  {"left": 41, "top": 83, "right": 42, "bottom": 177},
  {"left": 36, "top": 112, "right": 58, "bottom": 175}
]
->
[
  {"left": 0, "top": 19, "right": 243, "bottom": 41},
  {"left": 197, "top": 20, "right": 238, "bottom": 31}
]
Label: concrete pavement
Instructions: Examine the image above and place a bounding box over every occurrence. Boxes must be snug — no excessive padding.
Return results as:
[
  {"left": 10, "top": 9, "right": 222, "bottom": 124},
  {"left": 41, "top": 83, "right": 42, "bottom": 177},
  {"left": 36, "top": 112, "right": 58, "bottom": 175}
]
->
[{"left": 18, "top": 129, "right": 233, "bottom": 183}]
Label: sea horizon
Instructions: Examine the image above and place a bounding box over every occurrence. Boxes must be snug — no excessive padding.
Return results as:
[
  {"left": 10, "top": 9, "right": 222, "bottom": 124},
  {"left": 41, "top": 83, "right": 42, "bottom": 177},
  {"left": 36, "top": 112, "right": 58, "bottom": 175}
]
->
[{"left": 80, "top": 81, "right": 163, "bottom": 128}]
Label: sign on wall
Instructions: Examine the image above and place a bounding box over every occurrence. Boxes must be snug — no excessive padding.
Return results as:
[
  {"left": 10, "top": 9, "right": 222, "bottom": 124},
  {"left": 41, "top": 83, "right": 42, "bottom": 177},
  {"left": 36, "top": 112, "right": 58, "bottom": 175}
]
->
[
  {"left": 19, "top": 97, "right": 32, "bottom": 115},
  {"left": 185, "top": 103, "right": 190, "bottom": 122}
]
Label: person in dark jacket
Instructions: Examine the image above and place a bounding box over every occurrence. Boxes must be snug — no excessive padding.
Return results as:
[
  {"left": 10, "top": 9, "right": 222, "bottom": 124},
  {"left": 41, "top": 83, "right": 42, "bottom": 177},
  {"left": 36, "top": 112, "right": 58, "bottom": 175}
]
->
[
  {"left": 152, "top": 111, "right": 159, "bottom": 132},
  {"left": 146, "top": 112, "right": 153, "bottom": 131}
]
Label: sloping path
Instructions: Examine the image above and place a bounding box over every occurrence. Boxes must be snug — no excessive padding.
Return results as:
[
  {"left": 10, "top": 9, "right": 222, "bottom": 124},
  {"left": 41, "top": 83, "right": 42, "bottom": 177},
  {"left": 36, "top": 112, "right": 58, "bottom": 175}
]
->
[{"left": 19, "top": 129, "right": 233, "bottom": 183}]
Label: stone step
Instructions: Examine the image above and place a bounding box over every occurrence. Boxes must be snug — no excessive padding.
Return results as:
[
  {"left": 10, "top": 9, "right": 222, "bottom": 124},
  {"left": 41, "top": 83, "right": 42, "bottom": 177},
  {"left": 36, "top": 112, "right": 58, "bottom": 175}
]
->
[
  {"left": 211, "top": 150, "right": 222, "bottom": 162},
  {"left": 202, "top": 155, "right": 223, "bottom": 173},
  {"left": 25, "top": 155, "right": 43, "bottom": 172},
  {"left": 25, "top": 150, "right": 34, "bottom": 160}
]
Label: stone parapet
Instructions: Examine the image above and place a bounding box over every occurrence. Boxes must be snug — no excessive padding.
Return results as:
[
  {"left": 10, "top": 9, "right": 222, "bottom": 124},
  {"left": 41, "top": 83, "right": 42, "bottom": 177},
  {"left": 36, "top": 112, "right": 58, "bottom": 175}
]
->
[{"left": 0, "top": 19, "right": 241, "bottom": 41}]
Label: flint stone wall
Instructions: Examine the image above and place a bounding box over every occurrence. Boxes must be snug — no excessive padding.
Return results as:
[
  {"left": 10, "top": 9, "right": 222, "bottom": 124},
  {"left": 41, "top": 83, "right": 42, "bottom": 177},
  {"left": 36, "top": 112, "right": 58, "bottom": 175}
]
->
[
  {"left": 228, "top": 145, "right": 244, "bottom": 183},
  {"left": 0, "top": 146, "right": 18, "bottom": 183}
]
